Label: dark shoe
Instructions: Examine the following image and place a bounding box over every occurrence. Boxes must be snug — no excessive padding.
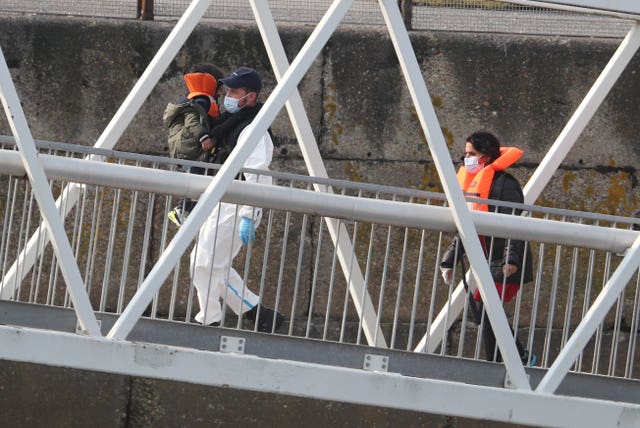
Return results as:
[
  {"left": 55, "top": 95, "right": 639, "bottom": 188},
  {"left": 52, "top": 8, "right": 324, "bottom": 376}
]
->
[{"left": 246, "top": 305, "right": 285, "bottom": 333}]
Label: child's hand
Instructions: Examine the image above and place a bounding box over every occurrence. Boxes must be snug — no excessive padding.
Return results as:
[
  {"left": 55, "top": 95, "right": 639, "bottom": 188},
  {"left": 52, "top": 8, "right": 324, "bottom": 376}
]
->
[{"left": 201, "top": 137, "right": 213, "bottom": 151}]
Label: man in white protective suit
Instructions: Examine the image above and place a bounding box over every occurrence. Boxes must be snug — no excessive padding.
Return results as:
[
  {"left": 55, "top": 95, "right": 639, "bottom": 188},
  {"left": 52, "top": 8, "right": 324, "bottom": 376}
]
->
[{"left": 189, "top": 66, "right": 285, "bottom": 332}]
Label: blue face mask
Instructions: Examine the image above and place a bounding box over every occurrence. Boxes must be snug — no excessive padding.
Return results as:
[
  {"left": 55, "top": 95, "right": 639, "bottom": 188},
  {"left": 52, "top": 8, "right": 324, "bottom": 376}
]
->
[{"left": 223, "top": 93, "right": 249, "bottom": 114}]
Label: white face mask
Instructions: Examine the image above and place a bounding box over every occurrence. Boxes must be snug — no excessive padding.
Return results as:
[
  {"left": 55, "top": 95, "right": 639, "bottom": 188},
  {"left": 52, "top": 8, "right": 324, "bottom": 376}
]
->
[
  {"left": 464, "top": 156, "right": 483, "bottom": 173},
  {"left": 223, "top": 93, "right": 249, "bottom": 114}
]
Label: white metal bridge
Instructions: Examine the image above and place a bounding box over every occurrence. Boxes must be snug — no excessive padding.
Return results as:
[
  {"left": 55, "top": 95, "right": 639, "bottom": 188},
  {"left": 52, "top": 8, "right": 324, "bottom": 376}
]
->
[{"left": 1, "top": 1, "right": 640, "bottom": 426}]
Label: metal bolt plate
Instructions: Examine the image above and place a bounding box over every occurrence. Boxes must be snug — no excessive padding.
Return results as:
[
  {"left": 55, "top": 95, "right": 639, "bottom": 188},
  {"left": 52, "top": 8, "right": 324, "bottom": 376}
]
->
[
  {"left": 220, "top": 336, "right": 245, "bottom": 354},
  {"left": 363, "top": 353, "right": 389, "bottom": 372}
]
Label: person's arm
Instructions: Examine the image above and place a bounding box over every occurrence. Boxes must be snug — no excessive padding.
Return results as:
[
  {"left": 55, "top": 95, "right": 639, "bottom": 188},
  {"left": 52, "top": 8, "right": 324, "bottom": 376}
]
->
[
  {"left": 183, "top": 109, "right": 212, "bottom": 151},
  {"left": 238, "top": 128, "right": 273, "bottom": 219},
  {"left": 495, "top": 174, "right": 526, "bottom": 277}
]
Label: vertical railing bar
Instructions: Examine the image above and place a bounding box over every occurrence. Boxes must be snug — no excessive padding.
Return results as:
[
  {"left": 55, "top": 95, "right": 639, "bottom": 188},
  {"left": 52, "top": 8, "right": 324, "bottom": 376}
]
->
[
  {"left": 442, "top": 239, "right": 460, "bottom": 356},
  {"left": 306, "top": 217, "right": 324, "bottom": 338},
  {"left": 609, "top": 292, "right": 624, "bottom": 376},
  {"left": 624, "top": 269, "right": 640, "bottom": 378},
  {"left": 406, "top": 228, "right": 427, "bottom": 350},
  {"left": 16, "top": 181, "right": 36, "bottom": 302},
  {"left": 272, "top": 205, "right": 291, "bottom": 333},
  {"left": 577, "top": 245, "right": 597, "bottom": 373},
  {"left": 63, "top": 149, "right": 82, "bottom": 308},
  {"left": 45, "top": 249, "right": 57, "bottom": 306},
  {"left": 66, "top": 183, "right": 88, "bottom": 308},
  {"left": 31, "top": 209, "right": 48, "bottom": 304},
  {"left": 562, "top": 244, "right": 581, "bottom": 349},
  {"left": 201, "top": 204, "right": 224, "bottom": 326},
  {"left": 220, "top": 208, "right": 242, "bottom": 328},
  {"left": 322, "top": 219, "right": 341, "bottom": 341},
  {"left": 391, "top": 224, "right": 410, "bottom": 349},
  {"left": 592, "top": 250, "right": 613, "bottom": 374},
  {"left": 137, "top": 190, "right": 155, "bottom": 291},
  {"left": 512, "top": 239, "right": 531, "bottom": 345},
  {"left": 255, "top": 208, "right": 275, "bottom": 329},
  {"left": 374, "top": 222, "right": 393, "bottom": 347},
  {"left": 356, "top": 214, "right": 375, "bottom": 345},
  {"left": 0, "top": 175, "right": 14, "bottom": 290},
  {"left": 117, "top": 186, "right": 139, "bottom": 314},
  {"left": 288, "top": 212, "right": 309, "bottom": 336},
  {"left": 543, "top": 242, "right": 563, "bottom": 366},
  {"left": 3, "top": 178, "right": 20, "bottom": 297},
  {"left": 84, "top": 186, "right": 103, "bottom": 298},
  {"left": 50, "top": 179, "right": 71, "bottom": 306},
  {"left": 14, "top": 178, "right": 31, "bottom": 301},
  {"left": 527, "top": 238, "right": 546, "bottom": 366},
  {"left": 238, "top": 205, "right": 259, "bottom": 330},
  {"left": 152, "top": 195, "right": 173, "bottom": 319},
  {"left": 0, "top": 175, "right": 14, "bottom": 286},
  {"left": 339, "top": 219, "right": 358, "bottom": 343},
  {"left": 100, "top": 187, "right": 121, "bottom": 312}
]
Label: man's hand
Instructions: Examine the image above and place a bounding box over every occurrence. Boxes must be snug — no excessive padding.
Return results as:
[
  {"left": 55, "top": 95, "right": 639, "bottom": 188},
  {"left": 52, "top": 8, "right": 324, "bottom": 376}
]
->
[
  {"left": 440, "top": 267, "right": 453, "bottom": 285},
  {"left": 502, "top": 263, "right": 517, "bottom": 278}
]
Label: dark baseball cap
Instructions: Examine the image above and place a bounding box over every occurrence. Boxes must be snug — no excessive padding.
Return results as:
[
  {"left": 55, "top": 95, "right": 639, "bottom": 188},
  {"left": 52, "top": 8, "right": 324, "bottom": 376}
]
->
[{"left": 220, "top": 67, "right": 262, "bottom": 92}]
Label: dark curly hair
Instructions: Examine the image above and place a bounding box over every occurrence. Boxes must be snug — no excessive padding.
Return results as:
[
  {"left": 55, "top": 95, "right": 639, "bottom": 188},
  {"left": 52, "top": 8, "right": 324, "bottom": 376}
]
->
[{"left": 466, "top": 131, "right": 501, "bottom": 164}]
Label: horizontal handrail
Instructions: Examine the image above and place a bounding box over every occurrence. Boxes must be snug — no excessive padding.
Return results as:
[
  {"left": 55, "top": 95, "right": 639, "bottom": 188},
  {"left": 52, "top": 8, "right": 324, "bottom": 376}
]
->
[{"left": 0, "top": 148, "right": 638, "bottom": 253}]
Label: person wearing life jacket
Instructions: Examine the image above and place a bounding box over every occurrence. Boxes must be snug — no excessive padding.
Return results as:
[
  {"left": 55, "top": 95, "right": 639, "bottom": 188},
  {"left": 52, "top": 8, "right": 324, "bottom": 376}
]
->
[
  {"left": 440, "top": 130, "right": 535, "bottom": 365},
  {"left": 163, "top": 63, "right": 224, "bottom": 227},
  {"left": 189, "top": 67, "right": 285, "bottom": 333}
]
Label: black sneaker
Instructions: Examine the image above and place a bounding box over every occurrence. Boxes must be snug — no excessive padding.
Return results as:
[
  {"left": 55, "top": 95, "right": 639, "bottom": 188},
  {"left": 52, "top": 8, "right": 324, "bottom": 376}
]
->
[{"left": 246, "top": 305, "right": 285, "bottom": 333}]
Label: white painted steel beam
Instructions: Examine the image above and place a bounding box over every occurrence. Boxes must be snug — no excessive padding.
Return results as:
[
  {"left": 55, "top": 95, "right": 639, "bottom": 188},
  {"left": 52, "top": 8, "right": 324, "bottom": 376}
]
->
[
  {"left": 107, "top": 0, "right": 355, "bottom": 341},
  {"left": 379, "top": 0, "right": 530, "bottom": 390},
  {"left": 537, "top": 234, "right": 640, "bottom": 394},
  {"left": 1, "top": 325, "right": 638, "bottom": 428},
  {"left": 523, "top": 22, "right": 640, "bottom": 204},
  {"left": 1, "top": 150, "right": 637, "bottom": 253},
  {"left": 416, "top": 20, "right": 640, "bottom": 356},
  {"left": 250, "top": 0, "right": 387, "bottom": 347},
  {"left": 0, "top": 49, "right": 100, "bottom": 337},
  {"left": 0, "top": 0, "right": 213, "bottom": 301}
]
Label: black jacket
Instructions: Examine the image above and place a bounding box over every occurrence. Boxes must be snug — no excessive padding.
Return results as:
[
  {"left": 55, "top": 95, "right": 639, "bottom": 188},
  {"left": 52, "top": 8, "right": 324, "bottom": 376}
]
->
[{"left": 440, "top": 171, "right": 534, "bottom": 284}]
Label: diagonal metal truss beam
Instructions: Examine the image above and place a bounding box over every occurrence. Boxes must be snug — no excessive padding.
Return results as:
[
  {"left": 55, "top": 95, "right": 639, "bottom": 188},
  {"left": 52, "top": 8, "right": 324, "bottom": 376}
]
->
[
  {"left": 108, "top": 0, "right": 355, "bottom": 340},
  {"left": 0, "top": 49, "right": 100, "bottom": 336},
  {"left": 415, "top": 21, "right": 640, "bottom": 360},
  {"left": 378, "top": 0, "right": 530, "bottom": 389},
  {"left": 249, "top": 0, "right": 387, "bottom": 347},
  {"left": 0, "top": 0, "right": 214, "bottom": 300}
]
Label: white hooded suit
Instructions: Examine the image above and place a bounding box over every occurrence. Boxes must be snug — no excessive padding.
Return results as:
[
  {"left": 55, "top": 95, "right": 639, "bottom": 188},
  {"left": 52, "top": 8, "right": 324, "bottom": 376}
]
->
[{"left": 190, "top": 127, "right": 273, "bottom": 325}]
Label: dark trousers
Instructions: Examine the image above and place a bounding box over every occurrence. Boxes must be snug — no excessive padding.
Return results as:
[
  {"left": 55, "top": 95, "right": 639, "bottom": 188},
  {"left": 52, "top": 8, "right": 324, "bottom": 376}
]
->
[
  {"left": 475, "top": 302, "right": 526, "bottom": 362},
  {"left": 177, "top": 165, "right": 206, "bottom": 212}
]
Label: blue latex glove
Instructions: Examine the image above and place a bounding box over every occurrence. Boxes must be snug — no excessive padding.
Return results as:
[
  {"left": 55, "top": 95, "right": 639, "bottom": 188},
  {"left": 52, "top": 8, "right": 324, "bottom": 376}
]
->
[{"left": 239, "top": 216, "right": 256, "bottom": 245}]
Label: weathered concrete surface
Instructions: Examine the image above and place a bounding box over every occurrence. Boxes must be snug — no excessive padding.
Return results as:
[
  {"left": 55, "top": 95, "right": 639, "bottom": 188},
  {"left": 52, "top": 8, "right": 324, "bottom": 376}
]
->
[
  {"left": 0, "top": 359, "right": 530, "bottom": 428},
  {"left": 0, "top": 15, "right": 638, "bottom": 207}
]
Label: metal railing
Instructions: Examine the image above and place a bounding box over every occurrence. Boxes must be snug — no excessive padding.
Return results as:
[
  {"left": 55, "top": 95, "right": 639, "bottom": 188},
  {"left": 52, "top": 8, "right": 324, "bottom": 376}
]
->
[
  {"left": 0, "top": 0, "right": 633, "bottom": 37},
  {"left": 0, "top": 139, "right": 638, "bottom": 380}
]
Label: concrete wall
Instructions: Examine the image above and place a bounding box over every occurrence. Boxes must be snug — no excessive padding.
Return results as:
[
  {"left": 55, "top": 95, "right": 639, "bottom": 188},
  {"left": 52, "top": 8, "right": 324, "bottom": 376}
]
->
[
  {"left": 1, "top": 15, "right": 639, "bottom": 213},
  {"left": 0, "top": 360, "right": 525, "bottom": 428}
]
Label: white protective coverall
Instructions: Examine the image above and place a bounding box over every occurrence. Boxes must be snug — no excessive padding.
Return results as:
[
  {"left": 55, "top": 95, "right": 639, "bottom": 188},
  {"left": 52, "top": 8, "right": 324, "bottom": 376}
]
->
[{"left": 190, "top": 127, "right": 273, "bottom": 325}]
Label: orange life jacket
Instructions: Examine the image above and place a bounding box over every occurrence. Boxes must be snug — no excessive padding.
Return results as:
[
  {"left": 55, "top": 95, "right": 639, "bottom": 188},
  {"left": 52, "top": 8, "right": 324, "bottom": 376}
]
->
[
  {"left": 184, "top": 72, "right": 220, "bottom": 118},
  {"left": 456, "top": 146, "right": 523, "bottom": 212}
]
